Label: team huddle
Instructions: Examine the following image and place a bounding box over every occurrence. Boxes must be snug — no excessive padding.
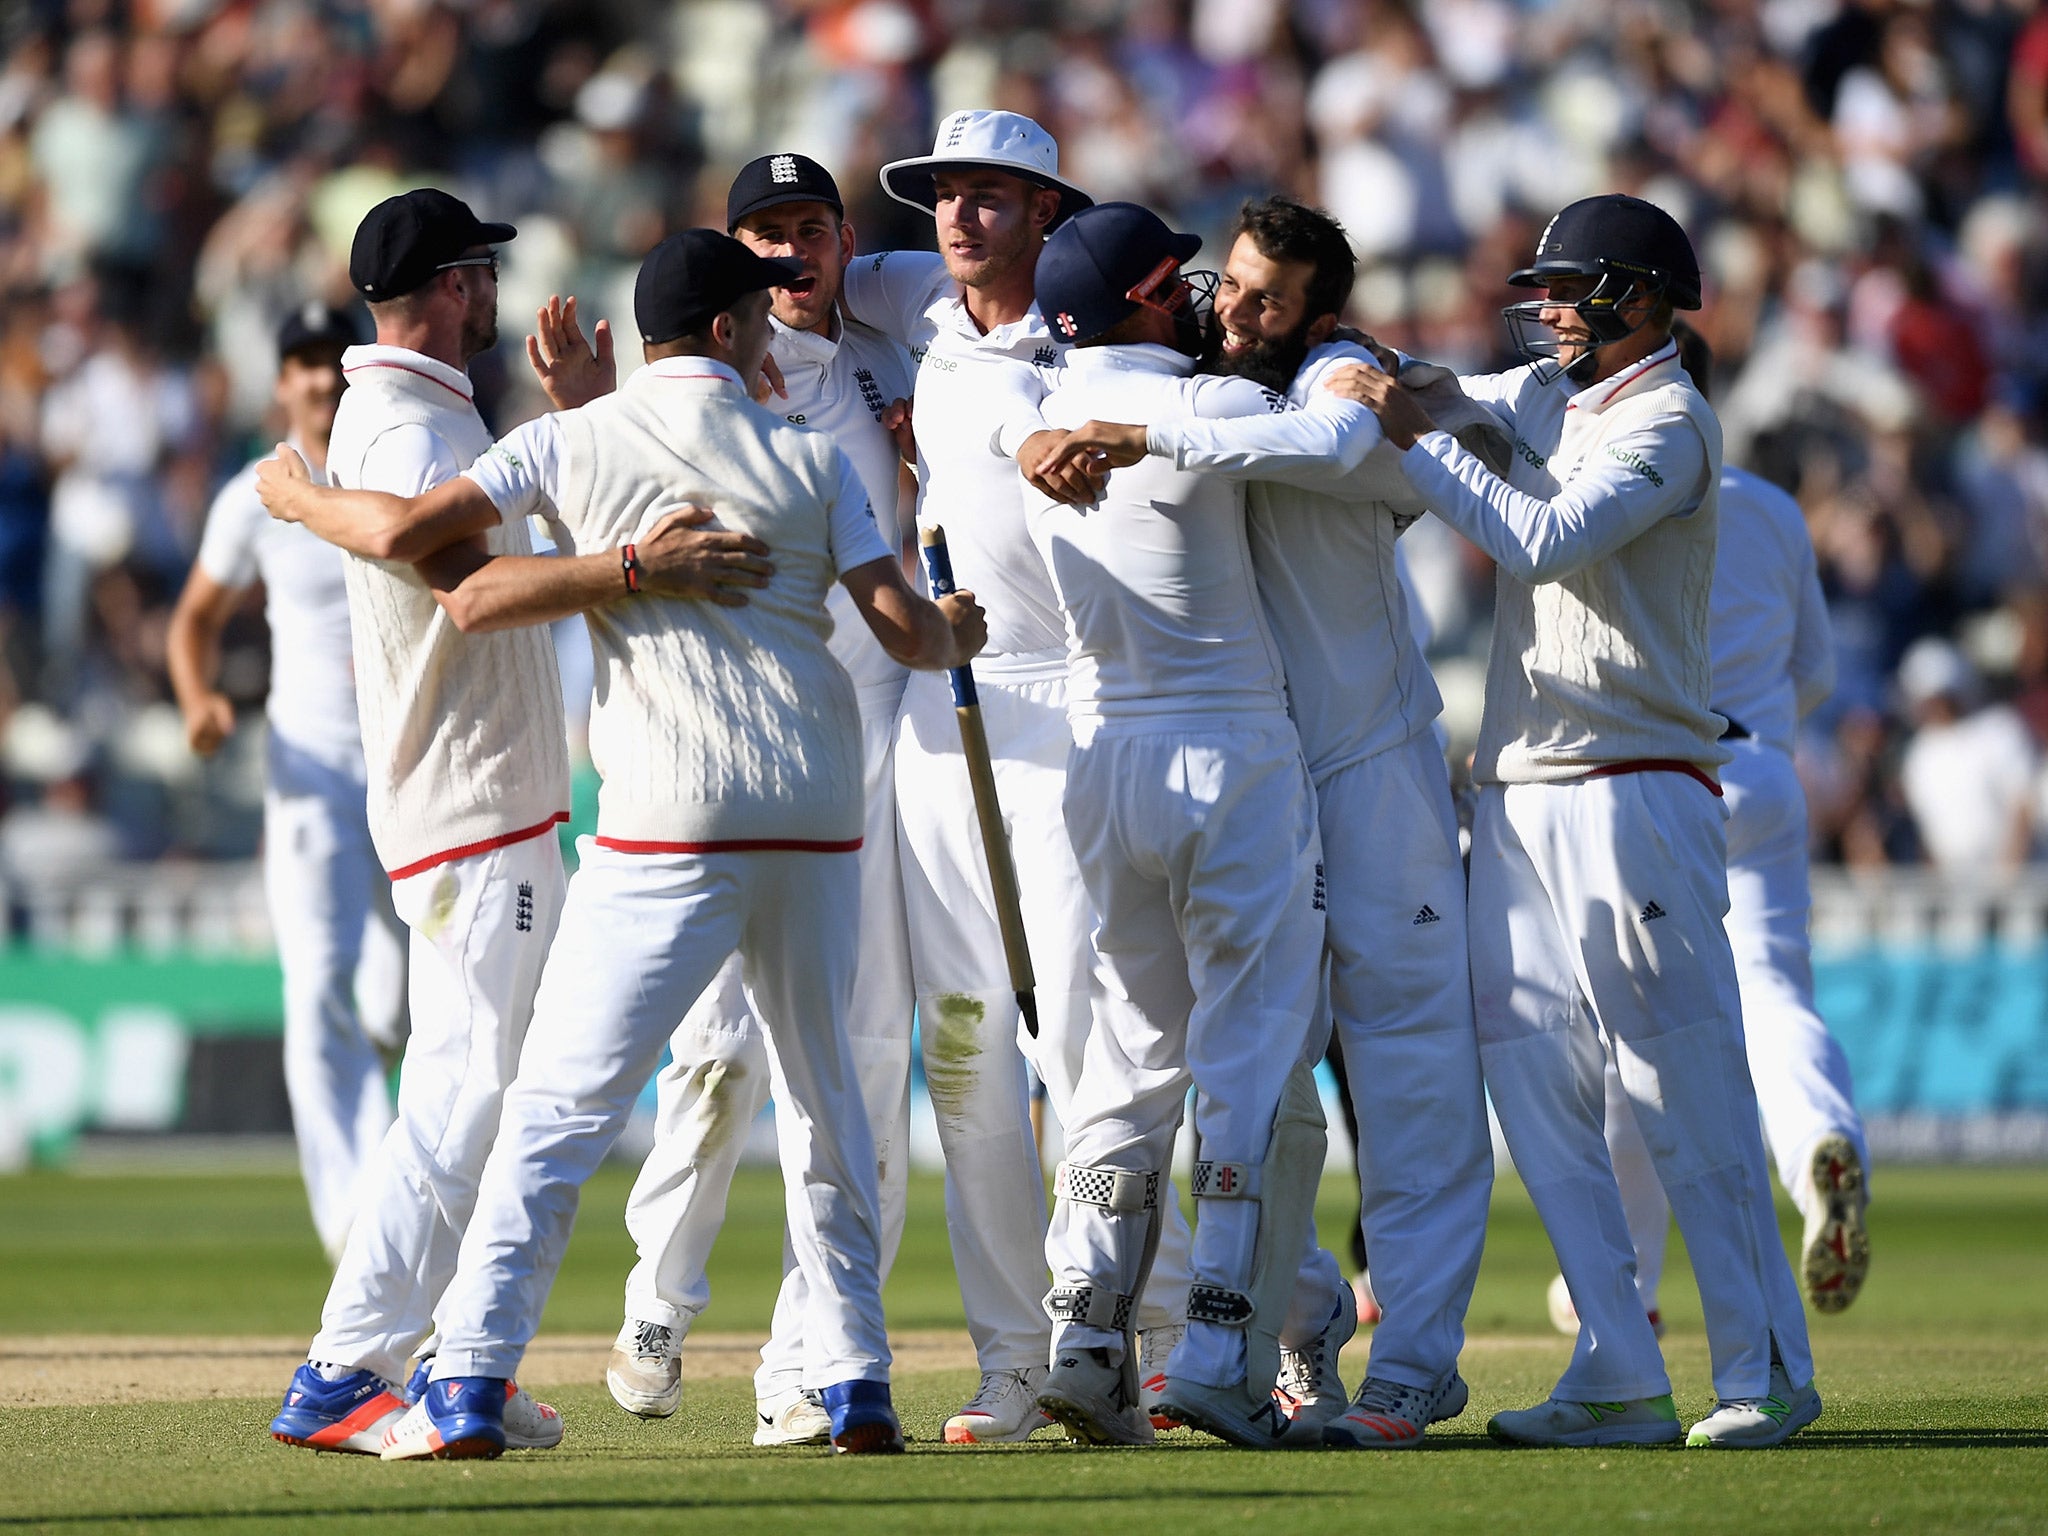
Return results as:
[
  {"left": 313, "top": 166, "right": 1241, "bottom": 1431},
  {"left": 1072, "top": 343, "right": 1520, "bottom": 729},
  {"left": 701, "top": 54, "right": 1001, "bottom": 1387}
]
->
[{"left": 169, "top": 106, "right": 1874, "bottom": 1461}]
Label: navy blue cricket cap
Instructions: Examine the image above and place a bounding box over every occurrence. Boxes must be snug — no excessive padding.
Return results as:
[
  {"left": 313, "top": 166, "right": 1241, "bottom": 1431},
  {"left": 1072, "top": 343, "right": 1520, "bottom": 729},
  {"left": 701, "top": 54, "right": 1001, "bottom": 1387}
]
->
[
  {"left": 728, "top": 153, "right": 843, "bottom": 231},
  {"left": 635, "top": 229, "right": 804, "bottom": 345},
  {"left": 1035, "top": 201, "right": 1202, "bottom": 345},
  {"left": 276, "top": 300, "right": 365, "bottom": 360},
  {"left": 349, "top": 189, "right": 516, "bottom": 301}
]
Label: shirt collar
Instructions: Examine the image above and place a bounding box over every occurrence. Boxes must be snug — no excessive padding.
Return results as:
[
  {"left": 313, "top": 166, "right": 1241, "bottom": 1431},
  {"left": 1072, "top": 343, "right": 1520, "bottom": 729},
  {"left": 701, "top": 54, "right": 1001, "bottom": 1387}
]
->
[
  {"left": 1567, "top": 340, "right": 1680, "bottom": 414},
  {"left": 633, "top": 356, "right": 746, "bottom": 389},
  {"left": 1062, "top": 342, "right": 1197, "bottom": 378},
  {"left": 770, "top": 314, "right": 840, "bottom": 371},
  {"left": 341, "top": 344, "right": 475, "bottom": 402}
]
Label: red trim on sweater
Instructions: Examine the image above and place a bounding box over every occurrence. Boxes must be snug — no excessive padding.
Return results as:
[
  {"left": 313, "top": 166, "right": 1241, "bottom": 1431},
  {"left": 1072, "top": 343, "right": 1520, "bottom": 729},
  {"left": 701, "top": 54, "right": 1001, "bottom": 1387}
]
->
[
  {"left": 1580, "top": 759, "right": 1723, "bottom": 797},
  {"left": 593, "top": 835, "right": 863, "bottom": 855},
  {"left": 385, "top": 812, "right": 569, "bottom": 881},
  {"left": 343, "top": 361, "right": 474, "bottom": 404}
]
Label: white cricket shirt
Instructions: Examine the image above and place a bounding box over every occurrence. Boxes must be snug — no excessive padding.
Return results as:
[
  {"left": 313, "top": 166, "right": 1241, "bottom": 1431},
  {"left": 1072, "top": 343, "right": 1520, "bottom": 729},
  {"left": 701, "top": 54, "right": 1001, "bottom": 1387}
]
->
[
  {"left": 194, "top": 442, "right": 363, "bottom": 775},
  {"left": 1022, "top": 343, "right": 1294, "bottom": 728},
  {"left": 840, "top": 250, "right": 1068, "bottom": 676},
  {"left": 1710, "top": 463, "right": 1834, "bottom": 757},
  {"left": 763, "top": 311, "right": 916, "bottom": 697}
]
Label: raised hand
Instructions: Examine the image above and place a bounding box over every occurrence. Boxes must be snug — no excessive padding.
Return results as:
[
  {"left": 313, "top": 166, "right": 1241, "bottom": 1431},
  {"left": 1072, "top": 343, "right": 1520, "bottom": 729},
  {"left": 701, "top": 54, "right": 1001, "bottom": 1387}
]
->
[{"left": 526, "top": 294, "right": 615, "bottom": 411}]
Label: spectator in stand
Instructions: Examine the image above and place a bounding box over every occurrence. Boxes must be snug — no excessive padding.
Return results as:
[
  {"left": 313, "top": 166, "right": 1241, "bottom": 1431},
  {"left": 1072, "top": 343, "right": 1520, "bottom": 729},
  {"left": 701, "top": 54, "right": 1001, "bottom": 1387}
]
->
[{"left": 1898, "top": 638, "right": 2037, "bottom": 878}]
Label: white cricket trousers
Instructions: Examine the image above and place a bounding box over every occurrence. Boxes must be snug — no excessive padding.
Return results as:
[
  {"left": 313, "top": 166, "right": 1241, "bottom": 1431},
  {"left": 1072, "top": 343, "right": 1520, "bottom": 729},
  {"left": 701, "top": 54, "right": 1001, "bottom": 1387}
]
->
[
  {"left": 619, "top": 686, "right": 915, "bottom": 1401},
  {"left": 1602, "top": 737, "right": 1869, "bottom": 1308},
  {"left": 263, "top": 741, "right": 408, "bottom": 1263},
  {"left": 1310, "top": 732, "right": 1493, "bottom": 1390},
  {"left": 895, "top": 662, "right": 1193, "bottom": 1360},
  {"left": 1470, "top": 774, "right": 1813, "bottom": 1404},
  {"left": 309, "top": 831, "right": 564, "bottom": 1383},
  {"left": 432, "top": 842, "right": 891, "bottom": 1386},
  {"left": 1048, "top": 717, "right": 1325, "bottom": 1388}
]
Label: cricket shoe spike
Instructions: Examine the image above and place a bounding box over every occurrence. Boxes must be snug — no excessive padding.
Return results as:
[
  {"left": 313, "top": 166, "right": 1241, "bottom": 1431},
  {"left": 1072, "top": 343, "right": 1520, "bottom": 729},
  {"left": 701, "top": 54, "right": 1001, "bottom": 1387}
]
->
[
  {"left": 1037, "top": 1347, "right": 1156, "bottom": 1446},
  {"left": 754, "top": 1387, "right": 833, "bottom": 1447},
  {"left": 944, "top": 1367, "right": 1053, "bottom": 1444},
  {"left": 269, "top": 1364, "right": 408, "bottom": 1455},
  {"left": 502, "top": 1383, "right": 563, "bottom": 1450},
  {"left": 1487, "top": 1393, "right": 1682, "bottom": 1447},
  {"left": 1322, "top": 1371, "right": 1469, "bottom": 1449},
  {"left": 379, "top": 1375, "right": 509, "bottom": 1460},
  {"left": 1137, "top": 1323, "right": 1185, "bottom": 1430},
  {"left": 607, "top": 1319, "right": 682, "bottom": 1418},
  {"left": 1800, "top": 1133, "right": 1870, "bottom": 1314},
  {"left": 1687, "top": 1351, "right": 1822, "bottom": 1448},
  {"left": 819, "top": 1379, "right": 905, "bottom": 1455},
  {"left": 1155, "top": 1374, "right": 1296, "bottom": 1449},
  {"left": 1275, "top": 1281, "right": 1357, "bottom": 1444}
]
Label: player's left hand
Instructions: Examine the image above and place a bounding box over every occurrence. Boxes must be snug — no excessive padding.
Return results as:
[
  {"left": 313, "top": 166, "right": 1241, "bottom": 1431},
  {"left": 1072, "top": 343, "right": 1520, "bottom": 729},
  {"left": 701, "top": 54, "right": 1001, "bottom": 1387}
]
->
[
  {"left": 1321, "top": 364, "right": 1436, "bottom": 449},
  {"left": 255, "top": 443, "right": 313, "bottom": 522},
  {"left": 527, "top": 295, "right": 615, "bottom": 410},
  {"left": 636, "top": 504, "right": 776, "bottom": 607},
  {"left": 1018, "top": 428, "right": 1117, "bottom": 506},
  {"left": 882, "top": 397, "right": 915, "bottom": 464}
]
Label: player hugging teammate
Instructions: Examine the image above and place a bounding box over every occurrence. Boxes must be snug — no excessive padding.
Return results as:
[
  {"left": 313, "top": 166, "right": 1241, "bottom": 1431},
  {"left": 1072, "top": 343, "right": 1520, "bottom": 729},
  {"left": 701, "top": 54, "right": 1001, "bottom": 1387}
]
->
[{"left": 253, "top": 114, "right": 1859, "bottom": 1462}]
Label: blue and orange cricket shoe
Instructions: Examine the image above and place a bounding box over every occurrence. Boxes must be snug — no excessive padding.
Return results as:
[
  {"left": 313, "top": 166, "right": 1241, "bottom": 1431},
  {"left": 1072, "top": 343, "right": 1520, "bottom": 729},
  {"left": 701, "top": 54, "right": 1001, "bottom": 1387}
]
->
[
  {"left": 270, "top": 1364, "right": 409, "bottom": 1454},
  {"left": 379, "top": 1375, "right": 511, "bottom": 1460},
  {"left": 820, "top": 1379, "right": 905, "bottom": 1455}
]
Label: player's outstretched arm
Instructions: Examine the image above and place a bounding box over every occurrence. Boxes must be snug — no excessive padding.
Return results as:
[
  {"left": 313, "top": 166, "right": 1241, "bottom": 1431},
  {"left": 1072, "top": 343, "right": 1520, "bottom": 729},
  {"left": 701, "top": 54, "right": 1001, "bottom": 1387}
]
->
[
  {"left": 841, "top": 555, "right": 986, "bottom": 670},
  {"left": 417, "top": 506, "right": 776, "bottom": 633},
  {"left": 256, "top": 444, "right": 498, "bottom": 564}
]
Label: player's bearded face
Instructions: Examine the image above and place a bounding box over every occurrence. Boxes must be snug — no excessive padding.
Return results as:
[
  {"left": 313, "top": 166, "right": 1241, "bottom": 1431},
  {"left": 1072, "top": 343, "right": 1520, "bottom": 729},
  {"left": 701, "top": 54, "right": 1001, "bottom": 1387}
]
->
[
  {"left": 1203, "top": 238, "right": 1318, "bottom": 391},
  {"left": 932, "top": 172, "right": 1056, "bottom": 289},
  {"left": 735, "top": 202, "right": 851, "bottom": 336},
  {"left": 453, "top": 249, "right": 499, "bottom": 360}
]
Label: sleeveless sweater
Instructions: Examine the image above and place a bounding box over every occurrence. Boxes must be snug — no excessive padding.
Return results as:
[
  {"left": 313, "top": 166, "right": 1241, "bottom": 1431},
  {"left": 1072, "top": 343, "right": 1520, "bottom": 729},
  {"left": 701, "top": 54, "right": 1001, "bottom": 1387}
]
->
[
  {"left": 552, "top": 367, "right": 865, "bottom": 848},
  {"left": 325, "top": 352, "right": 570, "bottom": 876}
]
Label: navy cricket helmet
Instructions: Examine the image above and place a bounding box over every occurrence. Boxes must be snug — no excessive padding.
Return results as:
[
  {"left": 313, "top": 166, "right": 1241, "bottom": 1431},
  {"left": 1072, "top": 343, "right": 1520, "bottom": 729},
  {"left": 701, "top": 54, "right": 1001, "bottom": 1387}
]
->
[{"left": 1503, "top": 194, "right": 1701, "bottom": 381}]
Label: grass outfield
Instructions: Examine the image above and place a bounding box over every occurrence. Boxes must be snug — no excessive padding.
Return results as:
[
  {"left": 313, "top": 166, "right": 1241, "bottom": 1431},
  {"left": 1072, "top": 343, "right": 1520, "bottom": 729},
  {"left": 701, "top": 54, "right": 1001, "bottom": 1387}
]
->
[{"left": 1, "top": 1165, "right": 2043, "bottom": 1533}]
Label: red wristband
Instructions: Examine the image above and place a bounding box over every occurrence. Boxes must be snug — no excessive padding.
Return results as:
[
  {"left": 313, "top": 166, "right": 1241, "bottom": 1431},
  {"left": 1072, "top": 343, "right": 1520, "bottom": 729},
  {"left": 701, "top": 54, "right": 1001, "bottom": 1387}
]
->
[{"left": 622, "top": 542, "right": 641, "bottom": 593}]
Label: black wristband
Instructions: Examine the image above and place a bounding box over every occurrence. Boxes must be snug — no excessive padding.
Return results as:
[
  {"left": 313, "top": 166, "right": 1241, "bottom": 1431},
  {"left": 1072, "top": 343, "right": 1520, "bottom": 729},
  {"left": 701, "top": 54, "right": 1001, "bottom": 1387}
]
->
[{"left": 622, "top": 542, "right": 641, "bottom": 593}]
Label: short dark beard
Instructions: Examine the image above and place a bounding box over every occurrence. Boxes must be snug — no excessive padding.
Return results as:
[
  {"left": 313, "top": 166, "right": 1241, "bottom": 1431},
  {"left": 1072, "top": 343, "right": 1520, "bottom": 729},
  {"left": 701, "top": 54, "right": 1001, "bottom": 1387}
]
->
[
  {"left": 1199, "top": 311, "right": 1312, "bottom": 391},
  {"left": 460, "top": 290, "right": 498, "bottom": 362}
]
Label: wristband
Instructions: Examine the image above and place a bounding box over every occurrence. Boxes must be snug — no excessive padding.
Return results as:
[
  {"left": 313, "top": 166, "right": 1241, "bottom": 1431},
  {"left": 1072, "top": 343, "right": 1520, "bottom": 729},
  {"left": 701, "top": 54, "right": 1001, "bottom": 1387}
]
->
[{"left": 622, "top": 542, "right": 642, "bottom": 593}]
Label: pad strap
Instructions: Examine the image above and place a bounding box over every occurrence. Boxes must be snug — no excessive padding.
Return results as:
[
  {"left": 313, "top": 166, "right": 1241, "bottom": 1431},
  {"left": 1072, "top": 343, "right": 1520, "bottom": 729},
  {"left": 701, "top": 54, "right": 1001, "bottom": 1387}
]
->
[
  {"left": 1186, "top": 1284, "right": 1254, "bottom": 1327},
  {"left": 1045, "top": 1285, "right": 1135, "bottom": 1331},
  {"left": 1191, "top": 1159, "right": 1260, "bottom": 1199},
  {"left": 1054, "top": 1161, "right": 1159, "bottom": 1213}
]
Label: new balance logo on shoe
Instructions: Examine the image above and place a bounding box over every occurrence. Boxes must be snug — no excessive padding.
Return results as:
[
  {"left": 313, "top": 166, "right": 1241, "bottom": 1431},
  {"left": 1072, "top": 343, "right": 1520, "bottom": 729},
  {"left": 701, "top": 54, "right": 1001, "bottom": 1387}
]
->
[
  {"left": 1412, "top": 905, "right": 1440, "bottom": 926},
  {"left": 1639, "top": 900, "right": 1667, "bottom": 923}
]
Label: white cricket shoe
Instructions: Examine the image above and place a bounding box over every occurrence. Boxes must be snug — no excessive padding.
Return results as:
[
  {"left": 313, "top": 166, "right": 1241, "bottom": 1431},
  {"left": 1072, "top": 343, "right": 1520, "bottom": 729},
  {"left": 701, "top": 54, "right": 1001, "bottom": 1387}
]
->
[
  {"left": 1487, "top": 1393, "right": 1682, "bottom": 1447},
  {"left": 1800, "top": 1133, "right": 1870, "bottom": 1314},
  {"left": 1275, "top": 1282, "right": 1357, "bottom": 1443},
  {"left": 503, "top": 1384, "right": 563, "bottom": 1450},
  {"left": 1687, "top": 1353, "right": 1822, "bottom": 1448},
  {"left": 1036, "top": 1347, "right": 1156, "bottom": 1446},
  {"left": 1322, "top": 1371, "right": 1469, "bottom": 1449},
  {"left": 753, "top": 1387, "right": 833, "bottom": 1447},
  {"left": 1136, "top": 1323, "right": 1184, "bottom": 1431},
  {"left": 1546, "top": 1273, "right": 1663, "bottom": 1338},
  {"left": 606, "top": 1319, "right": 681, "bottom": 1419},
  {"left": 1155, "top": 1374, "right": 1295, "bottom": 1449},
  {"left": 943, "top": 1367, "right": 1053, "bottom": 1444}
]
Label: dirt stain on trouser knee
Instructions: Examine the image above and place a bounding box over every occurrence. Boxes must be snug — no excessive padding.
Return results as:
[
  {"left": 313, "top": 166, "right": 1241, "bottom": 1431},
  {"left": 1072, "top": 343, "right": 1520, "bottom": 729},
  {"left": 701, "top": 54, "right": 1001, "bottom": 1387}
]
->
[
  {"left": 682, "top": 1058, "right": 744, "bottom": 1159},
  {"left": 925, "top": 994, "right": 986, "bottom": 1127}
]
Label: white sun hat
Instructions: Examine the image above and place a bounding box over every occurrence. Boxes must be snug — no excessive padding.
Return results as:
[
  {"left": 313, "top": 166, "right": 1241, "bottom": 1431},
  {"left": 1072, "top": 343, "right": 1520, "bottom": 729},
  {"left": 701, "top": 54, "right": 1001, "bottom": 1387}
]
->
[{"left": 880, "top": 109, "right": 1093, "bottom": 228}]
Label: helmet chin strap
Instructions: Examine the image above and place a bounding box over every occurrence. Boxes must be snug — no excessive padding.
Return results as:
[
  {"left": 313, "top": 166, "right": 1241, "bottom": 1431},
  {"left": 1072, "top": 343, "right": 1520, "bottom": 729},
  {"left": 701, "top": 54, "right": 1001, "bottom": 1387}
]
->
[{"left": 1507, "top": 274, "right": 1659, "bottom": 387}]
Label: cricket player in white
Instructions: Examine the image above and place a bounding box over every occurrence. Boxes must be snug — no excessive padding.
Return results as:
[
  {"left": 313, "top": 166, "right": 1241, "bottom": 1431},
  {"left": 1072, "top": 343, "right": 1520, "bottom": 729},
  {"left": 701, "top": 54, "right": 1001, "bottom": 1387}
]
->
[
  {"left": 278, "top": 228, "right": 984, "bottom": 1459},
  {"left": 840, "top": 110, "right": 1197, "bottom": 1436},
  {"left": 598, "top": 155, "right": 923, "bottom": 1446},
  {"left": 1570, "top": 322, "right": 1869, "bottom": 1333},
  {"left": 1032, "top": 195, "right": 1503, "bottom": 1448},
  {"left": 1336, "top": 194, "right": 1820, "bottom": 1449},
  {"left": 1014, "top": 202, "right": 1331, "bottom": 1451},
  {"left": 168, "top": 302, "right": 407, "bottom": 1266},
  {"left": 262, "top": 192, "right": 773, "bottom": 1459}
]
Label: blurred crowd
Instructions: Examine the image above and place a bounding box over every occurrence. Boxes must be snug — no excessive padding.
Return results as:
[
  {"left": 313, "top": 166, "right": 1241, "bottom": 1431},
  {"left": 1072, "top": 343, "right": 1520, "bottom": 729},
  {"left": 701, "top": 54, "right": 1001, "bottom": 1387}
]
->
[{"left": 2, "top": 0, "right": 2048, "bottom": 890}]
